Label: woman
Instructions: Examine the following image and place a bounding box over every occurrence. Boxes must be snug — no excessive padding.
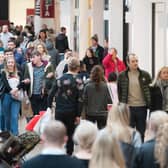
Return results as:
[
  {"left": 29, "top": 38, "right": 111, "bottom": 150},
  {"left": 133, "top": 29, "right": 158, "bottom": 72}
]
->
[
  {"left": 1, "top": 56, "right": 24, "bottom": 135},
  {"left": 102, "top": 48, "right": 126, "bottom": 79},
  {"left": 83, "top": 48, "right": 99, "bottom": 74},
  {"left": 150, "top": 66, "right": 168, "bottom": 112},
  {"left": 36, "top": 43, "right": 51, "bottom": 63},
  {"left": 89, "top": 129, "right": 125, "bottom": 168},
  {"left": 155, "top": 122, "right": 168, "bottom": 168},
  {"left": 73, "top": 120, "right": 98, "bottom": 168},
  {"left": 106, "top": 104, "right": 142, "bottom": 168},
  {"left": 83, "top": 65, "right": 112, "bottom": 129}
]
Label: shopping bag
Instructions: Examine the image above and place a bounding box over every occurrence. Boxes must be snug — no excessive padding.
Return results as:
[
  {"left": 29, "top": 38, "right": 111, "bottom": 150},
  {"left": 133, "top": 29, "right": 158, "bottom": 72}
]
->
[
  {"left": 33, "top": 108, "right": 53, "bottom": 135},
  {"left": 25, "top": 111, "right": 45, "bottom": 131}
]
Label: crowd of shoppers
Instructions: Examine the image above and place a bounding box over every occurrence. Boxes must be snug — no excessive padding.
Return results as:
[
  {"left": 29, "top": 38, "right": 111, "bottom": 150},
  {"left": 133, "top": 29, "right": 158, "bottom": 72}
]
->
[{"left": 0, "top": 23, "right": 167, "bottom": 168}]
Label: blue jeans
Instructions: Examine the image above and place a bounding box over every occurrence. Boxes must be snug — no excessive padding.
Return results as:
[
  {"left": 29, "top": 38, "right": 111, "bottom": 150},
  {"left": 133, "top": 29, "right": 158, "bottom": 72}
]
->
[
  {"left": 2, "top": 93, "right": 21, "bottom": 135},
  {"left": 0, "top": 98, "right": 5, "bottom": 131}
]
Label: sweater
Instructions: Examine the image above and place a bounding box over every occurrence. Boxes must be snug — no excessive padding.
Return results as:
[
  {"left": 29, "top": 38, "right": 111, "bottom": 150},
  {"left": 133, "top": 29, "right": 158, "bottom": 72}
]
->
[{"left": 22, "top": 154, "right": 85, "bottom": 168}]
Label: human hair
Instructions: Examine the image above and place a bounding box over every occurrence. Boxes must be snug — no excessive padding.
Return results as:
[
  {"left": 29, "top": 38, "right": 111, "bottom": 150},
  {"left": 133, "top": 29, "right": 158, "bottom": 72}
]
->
[
  {"left": 155, "top": 123, "right": 168, "bottom": 168},
  {"left": 148, "top": 111, "right": 168, "bottom": 133},
  {"left": 8, "top": 39, "right": 16, "bottom": 45},
  {"left": 38, "top": 29, "right": 47, "bottom": 39},
  {"left": 126, "top": 53, "right": 137, "bottom": 64},
  {"left": 109, "top": 47, "right": 118, "bottom": 55},
  {"left": 30, "top": 50, "right": 42, "bottom": 58},
  {"left": 85, "top": 48, "right": 95, "bottom": 58},
  {"left": 61, "top": 27, "right": 66, "bottom": 32},
  {"left": 35, "top": 43, "right": 48, "bottom": 54},
  {"left": 73, "top": 120, "right": 98, "bottom": 151},
  {"left": 108, "top": 72, "right": 117, "bottom": 82},
  {"left": 89, "top": 129, "right": 125, "bottom": 168},
  {"left": 90, "top": 65, "right": 105, "bottom": 89},
  {"left": 4, "top": 56, "right": 18, "bottom": 78},
  {"left": 43, "top": 120, "right": 67, "bottom": 146},
  {"left": 150, "top": 66, "right": 168, "bottom": 86},
  {"left": 91, "top": 34, "right": 98, "bottom": 42},
  {"left": 4, "top": 48, "right": 13, "bottom": 54},
  {"left": 106, "top": 104, "right": 132, "bottom": 143},
  {"left": 67, "top": 57, "right": 80, "bottom": 72}
]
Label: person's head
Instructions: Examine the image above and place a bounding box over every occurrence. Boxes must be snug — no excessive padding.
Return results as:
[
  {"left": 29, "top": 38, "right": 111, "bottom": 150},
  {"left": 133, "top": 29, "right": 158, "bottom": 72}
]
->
[
  {"left": 60, "top": 27, "right": 66, "bottom": 34},
  {"left": 157, "top": 66, "right": 168, "bottom": 81},
  {"left": 2, "top": 25, "right": 9, "bottom": 33},
  {"left": 5, "top": 56, "right": 17, "bottom": 73},
  {"left": 64, "top": 49, "right": 73, "bottom": 60},
  {"left": 67, "top": 57, "right": 80, "bottom": 72},
  {"left": 108, "top": 72, "right": 117, "bottom": 82},
  {"left": 147, "top": 111, "right": 168, "bottom": 134},
  {"left": 90, "top": 129, "right": 125, "bottom": 168},
  {"left": 73, "top": 120, "right": 98, "bottom": 151},
  {"left": 106, "top": 104, "right": 131, "bottom": 142},
  {"left": 91, "top": 34, "right": 98, "bottom": 46},
  {"left": 126, "top": 53, "right": 139, "bottom": 71},
  {"left": 7, "top": 40, "right": 16, "bottom": 50},
  {"left": 4, "top": 49, "right": 14, "bottom": 59},
  {"left": 90, "top": 65, "right": 105, "bottom": 88},
  {"left": 85, "top": 48, "right": 94, "bottom": 58},
  {"left": 36, "top": 43, "right": 48, "bottom": 54},
  {"left": 109, "top": 48, "right": 118, "bottom": 60},
  {"left": 38, "top": 29, "right": 47, "bottom": 39},
  {"left": 30, "top": 50, "right": 42, "bottom": 65},
  {"left": 155, "top": 123, "right": 168, "bottom": 168},
  {"left": 41, "top": 120, "right": 67, "bottom": 147}
]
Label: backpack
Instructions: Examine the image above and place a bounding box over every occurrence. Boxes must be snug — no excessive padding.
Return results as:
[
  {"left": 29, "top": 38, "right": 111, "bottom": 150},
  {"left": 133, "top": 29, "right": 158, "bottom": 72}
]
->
[{"left": 120, "top": 131, "right": 137, "bottom": 168}]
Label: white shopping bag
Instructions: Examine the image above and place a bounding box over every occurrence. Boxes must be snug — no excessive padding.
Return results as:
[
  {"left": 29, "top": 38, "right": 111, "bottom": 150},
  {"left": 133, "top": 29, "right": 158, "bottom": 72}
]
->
[{"left": 33, "top": 108, "right": 53, "bottom": 135}]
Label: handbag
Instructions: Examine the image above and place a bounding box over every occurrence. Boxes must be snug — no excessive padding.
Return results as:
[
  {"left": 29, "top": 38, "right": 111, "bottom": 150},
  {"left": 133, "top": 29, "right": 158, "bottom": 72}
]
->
[{"left": 11, "top": 89, "right": 26, "bottom": 101}]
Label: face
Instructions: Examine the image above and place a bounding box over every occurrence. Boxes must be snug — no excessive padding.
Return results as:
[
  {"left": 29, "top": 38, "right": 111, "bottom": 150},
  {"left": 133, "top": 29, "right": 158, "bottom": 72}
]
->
[
  {"left": 37, "top": 45, "right": 44, "bottom": 54},
  {"left": 160, "top": 67, "right": 168, "bottom": 80},
  {"left": 110, "top": 48, "right": 117, "bottom": 59},
  {"left": 39, "top": 32, "right": 46, "bottom": 39},
  {"left": 31, "top": 55, "right": 41, "bottom": 65},
  {"left": 91, "top": 39, "right": 97, "bottom": 46},
  {"left": 86, "top": 49, "right": 92, "bottom": 57},
  {"left": 0, "top": 53, "right": 4, "bottom": 62},
  {"left": 7, "top": 42, "right": 16, "bottom": 50},
  {"left": 4, "top": 51, "right": 14, "bottom": 59},
  {"left": 128, "top": 55, "right": 139, "bottom": 70},
  {"left": 2, "top": 25, "right": 8, "bottom": 33},
  {"left": 7, "top": 58, "right": 15, "bottom": 70}
]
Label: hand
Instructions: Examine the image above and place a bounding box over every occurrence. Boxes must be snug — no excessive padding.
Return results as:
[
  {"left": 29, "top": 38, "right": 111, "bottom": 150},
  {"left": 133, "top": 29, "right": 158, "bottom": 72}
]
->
[
  {"left": 10, "top": 88, "right": 18, "bottom": 95},
  {"left": 23, "top": 78, "right": 30, "bottom": 84},
  {"left": 46, "top": 72, "right": 54, "bottom": 78}
]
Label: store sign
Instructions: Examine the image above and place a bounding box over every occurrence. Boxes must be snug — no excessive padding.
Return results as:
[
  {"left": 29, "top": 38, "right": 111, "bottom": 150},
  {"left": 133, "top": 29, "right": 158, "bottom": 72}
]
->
[{"left": 41, "top": 0, "right": 55, "bottom": 18}]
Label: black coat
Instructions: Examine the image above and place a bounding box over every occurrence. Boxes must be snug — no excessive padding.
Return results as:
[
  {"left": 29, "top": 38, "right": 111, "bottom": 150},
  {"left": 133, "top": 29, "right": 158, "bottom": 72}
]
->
[{"left": 150, "top": 86, "right": 162, "bottom": 112}]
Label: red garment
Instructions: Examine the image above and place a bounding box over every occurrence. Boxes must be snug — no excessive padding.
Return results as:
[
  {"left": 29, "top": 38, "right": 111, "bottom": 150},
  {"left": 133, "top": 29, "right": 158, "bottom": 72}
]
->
[{"left": 103, "top": 54, "right": 126, "bottom": 78}]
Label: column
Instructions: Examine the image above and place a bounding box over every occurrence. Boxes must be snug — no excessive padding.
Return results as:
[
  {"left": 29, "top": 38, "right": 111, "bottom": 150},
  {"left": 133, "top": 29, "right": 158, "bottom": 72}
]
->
[
  {"left": 92, "top": 0, "right": 104, "bottom": 46},
  {"left": 109, "top": 0, "right": 123, "bottom": 58},
  {"left": 79, "top": 0, "right": 89, "bottom": 59}
]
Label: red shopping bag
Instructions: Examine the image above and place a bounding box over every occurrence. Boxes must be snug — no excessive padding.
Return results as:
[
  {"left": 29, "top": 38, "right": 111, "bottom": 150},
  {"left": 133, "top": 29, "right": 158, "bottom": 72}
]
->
[{"left": 25, "top": 111, "right": 45, "bottom": 131}]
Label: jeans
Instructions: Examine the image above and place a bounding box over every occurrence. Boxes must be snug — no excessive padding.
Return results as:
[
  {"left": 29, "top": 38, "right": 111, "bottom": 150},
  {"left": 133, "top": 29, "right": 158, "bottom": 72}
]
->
[
  {"left": 129, "top": 106, "right": 147, "bottom": 141},
  {"left": 2, "top": 93, "right": 21, "bottom": 135},
  {"left": 0, "top": 98, "right": 5, "bottom": 131}
]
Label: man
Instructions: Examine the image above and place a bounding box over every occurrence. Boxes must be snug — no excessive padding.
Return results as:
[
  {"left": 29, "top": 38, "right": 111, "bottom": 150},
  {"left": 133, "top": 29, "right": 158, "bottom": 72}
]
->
[
  {"left": 48, "top": 57, "right": 83, "bottom": 155},
  {"left": 133, "top": 111, "right": 168, "bottom": 168},
  {"left": 22, "top": 121, "right": 84, "bottom": 168},
  {"left": 118, "top": 53, "right": 152, "bottom": 140},
  {"left": 7, "top": 40, "right": 25, "bottom": 66},
  {"left": 55, "top": 27, "right": 69, "bottom": 62},
  {"left": 90, "top": 34, "right": 104, "bottom": 64},
  {"left": 24, "top": 50, "right": 55, "bottom": 115},
  {"left": 0, "top": 25, "right": 13, "bottom": 49}
]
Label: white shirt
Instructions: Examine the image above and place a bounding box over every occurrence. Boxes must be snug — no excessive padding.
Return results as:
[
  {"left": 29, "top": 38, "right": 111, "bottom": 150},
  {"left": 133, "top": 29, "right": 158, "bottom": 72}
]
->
[{"left": 41, "top": 147, "right": 66, "bottom": 155}]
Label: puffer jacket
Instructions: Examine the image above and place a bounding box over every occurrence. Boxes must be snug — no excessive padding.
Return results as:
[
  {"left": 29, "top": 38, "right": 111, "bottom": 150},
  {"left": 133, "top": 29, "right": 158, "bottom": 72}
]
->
[{"left": 118, "top": 68, "right": 152, "bottom": 107}]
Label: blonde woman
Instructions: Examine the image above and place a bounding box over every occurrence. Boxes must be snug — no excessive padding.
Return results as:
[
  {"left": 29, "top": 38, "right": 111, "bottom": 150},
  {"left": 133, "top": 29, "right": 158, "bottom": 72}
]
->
[
  {"left": 1, "top": 56, "right": 24, "bottom": 135},
  {"left": 73, "top": 120, "right": 98, "bottom": 168},
  {"left": 155, "top": 122, "right": 168, "bottom": 168},
  {"left": 36, "top": 43, "right": 51, "bottom": 63},
  {"left": 106, "top": 104, "right": 141, "bottom": 168},
  {"left": 89, "top": 129, "right": 125, "bottom": 168},
  {"left": 150, "top": 66, "right": 168, "bottom": 112}
]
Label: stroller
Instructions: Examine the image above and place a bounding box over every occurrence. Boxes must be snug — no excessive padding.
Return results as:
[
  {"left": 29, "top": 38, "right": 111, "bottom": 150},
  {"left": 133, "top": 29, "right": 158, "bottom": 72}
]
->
[{"left": 0, "top": 131, "right": 40, "bottom": 168}]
